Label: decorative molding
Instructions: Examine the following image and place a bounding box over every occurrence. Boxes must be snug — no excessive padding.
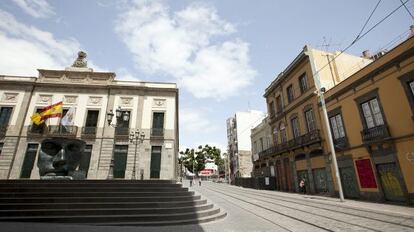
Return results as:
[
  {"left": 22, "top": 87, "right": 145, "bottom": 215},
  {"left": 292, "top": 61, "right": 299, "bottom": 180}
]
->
[
  {"left": 88, "top": 96, "right": 102, "bottom": 106},
  {"left": 37, "top": 95, "right": 52, "bottom": 104},
  {"left": 1, "top": 92, "right": 18, "bottom": 103},
  {"left": 64, "top": 95, "right": 77, "bottom": 104},
  {"left": 120, "top": 97, "right": 133, "bottom": 107},
  {"left": 153, "top": 98, "right": 166, "bottom": 108}
]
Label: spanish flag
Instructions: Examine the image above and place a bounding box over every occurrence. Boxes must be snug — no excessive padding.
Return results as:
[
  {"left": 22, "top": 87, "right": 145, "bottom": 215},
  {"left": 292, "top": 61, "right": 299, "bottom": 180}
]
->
[{"left": 31, "top": 101, "right": 63, "bottom": 125}]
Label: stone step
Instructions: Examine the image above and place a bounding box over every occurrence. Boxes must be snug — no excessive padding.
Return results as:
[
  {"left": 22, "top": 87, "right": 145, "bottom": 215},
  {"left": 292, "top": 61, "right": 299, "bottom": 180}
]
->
[
  {"left": 0, "top": 187, "right": 189, "bottom": 193},
  {"left": 0, "top": 204, "right": 214, "bottom": 217},
  {"left": 0, "top": 199, "right": 208, "bottom": 210},
  {"left": 0, "top": 191, "right": 195, "bottom": 197},
  {"left": 0, "top": 208, "right": 222, "bottom": 223}
]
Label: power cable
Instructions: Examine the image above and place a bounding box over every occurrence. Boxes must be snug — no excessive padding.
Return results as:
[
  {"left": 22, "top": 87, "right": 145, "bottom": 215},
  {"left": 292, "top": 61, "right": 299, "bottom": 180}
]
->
[
  {"left": 311, "top": 0, "right": 409, "bottom": 83},
  {"left": 400, "top": 0, "right": 414, "bottom": 20},
  {"left": 353, "top": 0, "right": 382, "bottom": 44}
]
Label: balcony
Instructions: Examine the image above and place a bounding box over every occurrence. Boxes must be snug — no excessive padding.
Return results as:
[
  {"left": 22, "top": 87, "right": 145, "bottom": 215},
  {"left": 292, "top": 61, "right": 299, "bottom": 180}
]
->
[
  {"left": 27, "top": 125, "right": 46, "bottom": 137},
  {"left": 115, "top": 127, "right": 129, "bottom": 140},
  {"left": 257, "top": 130, "right": 321, "bottom": 160},
  {"left": 81, "top": 127, "right": 97, "bottom": 139},
  {"left": 47, "top": 125, "right": 78, "bottom": 138},
  {"left": 361, "top": 125, "right": 391, "bottom": 144},
  {"left": 333, "top": 137, "right": 349, "bottom": 150},
  {"left": 151, "top": 128, "right": 164, "bottom": 138}
]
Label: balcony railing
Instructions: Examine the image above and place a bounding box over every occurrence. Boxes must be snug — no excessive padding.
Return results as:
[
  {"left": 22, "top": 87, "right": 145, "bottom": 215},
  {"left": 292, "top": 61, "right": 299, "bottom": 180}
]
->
[
  {"left": 81, "top": 127, "right": 97, "bottom": 138},
  {"left": 334, "top": 137, "right": 349, "bottom": 150},
  {"left": 47, "top": 125, "right": 78, "bottom": 137},
  {"left": 361, "top": 125, "right": 390, "bottom": 143},
  {"left": 258, "top": 130, "right": 321, "bottom": 160},
  {"left": 151, "top": 128, "right": 164, "bottom": 138},
  {"left": 27, "top": 125, "right": 46, "bottom": 137},
  {"left": 114, "top": 127, "right": 129, "bottom": 141}
]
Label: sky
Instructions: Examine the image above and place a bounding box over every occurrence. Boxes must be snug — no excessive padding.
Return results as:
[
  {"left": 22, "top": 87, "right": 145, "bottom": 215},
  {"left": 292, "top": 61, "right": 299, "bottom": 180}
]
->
[{"left": 0, "top": 0, "right": 412, "bottom": 152}]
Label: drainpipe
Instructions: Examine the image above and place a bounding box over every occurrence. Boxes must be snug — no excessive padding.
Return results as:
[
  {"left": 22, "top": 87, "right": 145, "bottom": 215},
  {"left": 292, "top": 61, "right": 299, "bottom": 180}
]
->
[{"left": 304, "top": 45, "right": 345, "bottom": 202}]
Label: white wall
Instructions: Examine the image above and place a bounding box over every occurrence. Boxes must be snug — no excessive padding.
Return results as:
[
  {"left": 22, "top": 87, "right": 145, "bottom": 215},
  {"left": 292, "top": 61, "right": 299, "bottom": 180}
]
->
[{"left": 235, "top": 110, "right": 265, "bottom": 151}]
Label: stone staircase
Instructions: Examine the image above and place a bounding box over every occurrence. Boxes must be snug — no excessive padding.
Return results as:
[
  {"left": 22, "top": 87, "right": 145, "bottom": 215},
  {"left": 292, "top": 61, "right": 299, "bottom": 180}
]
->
[{"left": 0, "top": 180, "right": 226, "bottom": 226}]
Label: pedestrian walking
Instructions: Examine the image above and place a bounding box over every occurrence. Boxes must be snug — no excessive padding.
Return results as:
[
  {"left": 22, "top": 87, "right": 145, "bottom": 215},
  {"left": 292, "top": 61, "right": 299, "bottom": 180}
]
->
[
  {"left": 199, "top": 179, "right": 201, "bottom": 186},
  {"left": 299, "top": 179, "right": 306, "bottom": 194},
  {"left": 190, "top": 179, "right": 193, "bottom": 187}
]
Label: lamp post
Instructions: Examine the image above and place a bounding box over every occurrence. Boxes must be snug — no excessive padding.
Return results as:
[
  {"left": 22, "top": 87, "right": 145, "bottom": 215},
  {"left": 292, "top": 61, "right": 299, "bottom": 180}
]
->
[
  {"left": 106, "top": 106, "right": 130, "bottom": 180},
  {"left": 129, "top": 129, "right": 145, "bottom": 180}
]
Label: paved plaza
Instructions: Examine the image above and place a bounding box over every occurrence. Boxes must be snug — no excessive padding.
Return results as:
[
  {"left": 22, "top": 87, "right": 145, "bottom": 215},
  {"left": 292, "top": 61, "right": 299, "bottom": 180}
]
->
[{"left": 2, "top": 181, "right": 414, "bottom": 232}]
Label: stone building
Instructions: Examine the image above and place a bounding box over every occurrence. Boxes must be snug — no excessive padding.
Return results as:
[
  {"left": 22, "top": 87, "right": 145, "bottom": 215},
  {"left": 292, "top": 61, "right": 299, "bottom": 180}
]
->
[
  {"left": 262, "top": 45, "right": 370, "bottom": 194},
  {"left": 321, "top": 35, "right": 414, "bottom": 204},
  {"left": 250, "top": 116, "right": 273, "bottom": 177},
  {"left": 226, "top": 110, "right": 264, "bottom": 183},
  {"left": 0, "top": 52, "right": 179, "bottom": 180}
]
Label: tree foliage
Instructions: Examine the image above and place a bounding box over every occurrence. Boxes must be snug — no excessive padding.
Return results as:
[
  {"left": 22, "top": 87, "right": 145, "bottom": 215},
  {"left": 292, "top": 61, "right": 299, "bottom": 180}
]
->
[{"left": 179, "top": 144, "right": 223, "bottom": 176}]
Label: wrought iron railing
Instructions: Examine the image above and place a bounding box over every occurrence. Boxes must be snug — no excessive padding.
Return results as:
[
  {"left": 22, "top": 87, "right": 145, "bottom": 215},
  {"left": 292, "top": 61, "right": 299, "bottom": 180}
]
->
[
  {"left": 81, "top": 127, "right": 97, "bottom": 138},
  {"left": 0, "top": 126, "right": 7, "bottom": 138},
  {"left": 258, "top": 130, "right": 321, "bottom": 160},
  {"left": 27, "top": 125, "right": 46, "bottom": 136},
  {"left": 47, "top": 125, "right": 78, "bottom": 137},
  {"left": 361, "top": 125, "right": 390, "bottom": 143},
  {"left": 333, "top": 137, "right": 349, "bottom": 150},
  {"left": 151, "top": 128, "right": 164, "bottom": 137}
]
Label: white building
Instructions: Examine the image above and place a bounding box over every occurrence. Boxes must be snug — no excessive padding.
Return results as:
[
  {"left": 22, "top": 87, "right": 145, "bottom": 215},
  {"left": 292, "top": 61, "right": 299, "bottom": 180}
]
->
[
  {"left": 226, "top": 110, "right": 265, "bottom": 182},
  {"left": 0, "top": 52, "right": 179, "bottom": 180}
]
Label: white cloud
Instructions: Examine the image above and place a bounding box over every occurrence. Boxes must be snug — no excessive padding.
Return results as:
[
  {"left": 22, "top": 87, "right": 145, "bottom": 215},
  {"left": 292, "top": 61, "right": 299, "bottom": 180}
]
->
[
  {"left": 115, "top": 0, "right": 256, "bottom": 100},
  {"left": 0, "top": 10, "right": 107, "bottom": 76},
  {"left": 180, "top": 108, "right": 218, "bottom": 134},
  {"left": 12, "top": 0, "right": 55, "bottom": 18}
]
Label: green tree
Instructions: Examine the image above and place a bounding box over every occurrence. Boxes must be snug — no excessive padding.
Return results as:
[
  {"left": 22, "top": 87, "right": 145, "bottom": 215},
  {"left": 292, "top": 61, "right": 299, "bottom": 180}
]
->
[{"left": 179, "top": 144, "right": 223, "bottom": 177}]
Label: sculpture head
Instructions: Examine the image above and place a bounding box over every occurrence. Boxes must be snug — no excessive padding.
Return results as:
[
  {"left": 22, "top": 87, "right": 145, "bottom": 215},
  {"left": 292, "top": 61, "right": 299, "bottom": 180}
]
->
[{"left": 37, "top": 138, "right": 86, "bottom": 177}]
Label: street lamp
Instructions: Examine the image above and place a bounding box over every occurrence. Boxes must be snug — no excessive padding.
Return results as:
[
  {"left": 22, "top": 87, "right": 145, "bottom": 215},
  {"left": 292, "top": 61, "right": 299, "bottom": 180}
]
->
[
  {"left": 129, "top": 129, "right": 145, "bottom": 180},
  {"left": 106, "top": 106, "right": 130, "bottom": 179}
]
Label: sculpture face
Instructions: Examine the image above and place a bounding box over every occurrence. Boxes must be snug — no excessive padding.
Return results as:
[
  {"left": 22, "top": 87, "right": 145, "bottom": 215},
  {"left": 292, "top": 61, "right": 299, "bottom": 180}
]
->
[{"left": 38, "top": 138, "right": 85, "bottom": 177}]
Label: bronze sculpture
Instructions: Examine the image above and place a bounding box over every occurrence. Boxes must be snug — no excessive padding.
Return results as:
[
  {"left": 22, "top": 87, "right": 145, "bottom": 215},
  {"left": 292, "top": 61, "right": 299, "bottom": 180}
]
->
[{"left": 37, "top": 137, "right": 86, "bottom": 180}]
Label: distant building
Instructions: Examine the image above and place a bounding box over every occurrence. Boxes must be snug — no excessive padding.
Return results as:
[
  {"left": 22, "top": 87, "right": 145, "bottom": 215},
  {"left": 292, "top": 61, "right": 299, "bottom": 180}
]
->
[
  {"left": 263, "top": 45, "right": 371, "bottom": 193},
  {"left": 226, "top": 110, "right": 265, "bottom": 183},
  {"left": 250, "top": 116, "right": 272, "bottom": 177},
  {"left": 0, "top": 52, "right": 179, "bottom": 180}
]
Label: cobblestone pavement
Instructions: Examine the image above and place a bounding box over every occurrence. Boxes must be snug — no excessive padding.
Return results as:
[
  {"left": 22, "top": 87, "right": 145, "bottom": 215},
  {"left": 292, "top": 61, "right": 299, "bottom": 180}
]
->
[{"left": 2, "top": 181, "right": 414, "bottom": 232}]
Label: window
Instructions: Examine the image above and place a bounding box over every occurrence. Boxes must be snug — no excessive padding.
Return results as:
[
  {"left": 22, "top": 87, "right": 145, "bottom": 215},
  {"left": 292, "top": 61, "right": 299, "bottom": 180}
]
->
[
  {"left": 276, "top": 96, "right": 283, "bottom": 113},
  {"left": 399, "top": 71, "right": 414, "bottom": 115},
  {"left": 20, "top": 144, "right": 39, "bottom": 178},
  {"left": 299, "top": 73, "right": 308, "bottom": 93},
  {"left": 273, "top": 127, "right": 278, "bottom": 145},
  {"left": 30, "top": 108, "right": 46, "bottom": 133},
  {"left": 152, "top": 112, "right": 164, "bottom": 136},
  {"left": 259, "top": 138, "right": 264, "bottom": 152},
  {"left": 280, "top": 124, "right": 287, "bottom": 143},
  {"left": 0, "top": 143, "right": 3, "bottom": 156},
  {"left": 85, "top": 110, "right": 99, "bottom": 127},
  {"left": 291, "top": 117, "right": 300, "bottom": 138},
  {"left": 0, "top": 107, "right": 13, "bottom": 128},
  {"left": 253, "top": 141, "right": 257, "bottom": 153},
  {"left": 409, "top": 81, "right": 414, "bottom": 96},
  {"left": 330, "top": 114, "right": 345, "bottom": 139},
  {"left": 287, "top": 85, "right": 294, "bottom": 103},
  {"left": 361, "top": 98, "right": 384, "bottom": 128},
  {"left": 268, "top": 101, "right": 275, "bottom": 116},
  {"left": 304, "top": 109, "right": 316, "bottom": 132}
]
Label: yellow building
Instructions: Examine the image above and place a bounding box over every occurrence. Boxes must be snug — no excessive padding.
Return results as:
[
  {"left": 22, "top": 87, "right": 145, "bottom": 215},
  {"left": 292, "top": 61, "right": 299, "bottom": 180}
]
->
[
  {"left": 321, "top": 35, "right": 414, "bottom": 204},
  {"left": 262, "top": 45, "right": 370, "bottom": 194}
]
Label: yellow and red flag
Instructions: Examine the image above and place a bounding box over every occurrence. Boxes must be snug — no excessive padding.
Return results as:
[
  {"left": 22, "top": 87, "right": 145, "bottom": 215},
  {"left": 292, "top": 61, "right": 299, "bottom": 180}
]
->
[{"left": 31, "top": 101, "right": 63, "bottom": 125}]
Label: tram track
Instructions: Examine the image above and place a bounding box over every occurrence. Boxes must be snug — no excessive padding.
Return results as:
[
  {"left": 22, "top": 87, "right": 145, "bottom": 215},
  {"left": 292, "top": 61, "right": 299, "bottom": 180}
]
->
[
  {"left": 208, "top": 183, "right": 414, "bottom": 229},
  {"left": 202, "top": 183, "right": 414, "bottom": 232}
]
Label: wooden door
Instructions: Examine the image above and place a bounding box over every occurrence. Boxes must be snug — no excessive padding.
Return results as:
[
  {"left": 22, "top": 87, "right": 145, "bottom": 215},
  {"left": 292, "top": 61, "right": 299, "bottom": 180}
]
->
[
  {"left": 377, "top": 163, "right": 405, "bottom": 202},
  {"left": 339, "top": 166, "right": 359, "bottom": 199}
]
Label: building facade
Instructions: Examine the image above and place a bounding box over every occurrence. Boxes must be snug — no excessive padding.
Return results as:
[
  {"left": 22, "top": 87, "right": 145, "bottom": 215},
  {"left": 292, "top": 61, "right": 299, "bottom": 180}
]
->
[
  {"left": 262, "top": 45, "right": 370, "bottom": 194},
  {"left": 321, "top": 35, "right": 414, "bottom": 204},
  {"left": 226, "top": 110, "right": 265, "bottom": 183},
  {"left": 251, "top": 116, "right": 273, "bottom": 177},
  {"left": 0, "top": 56, "right": 179, "bottom": 180}
]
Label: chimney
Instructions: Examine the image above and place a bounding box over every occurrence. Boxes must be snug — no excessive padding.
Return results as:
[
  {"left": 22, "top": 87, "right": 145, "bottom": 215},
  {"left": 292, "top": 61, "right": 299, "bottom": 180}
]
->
[
  {"left": 362, "top": 50, "right": 371, "bottom": 59},
  {"left": 410, "top": 25, "right": 414, "bottom": 37}
]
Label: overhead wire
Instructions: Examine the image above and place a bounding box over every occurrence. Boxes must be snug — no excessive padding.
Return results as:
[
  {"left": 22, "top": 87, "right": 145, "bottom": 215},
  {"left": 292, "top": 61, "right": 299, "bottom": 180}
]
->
[{"left": 400, "top": 0, "right": 414, "bottom": 20}]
